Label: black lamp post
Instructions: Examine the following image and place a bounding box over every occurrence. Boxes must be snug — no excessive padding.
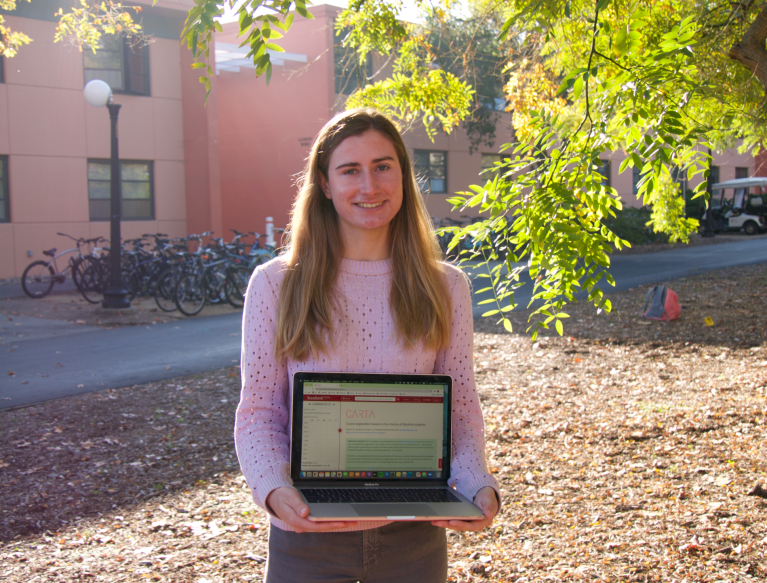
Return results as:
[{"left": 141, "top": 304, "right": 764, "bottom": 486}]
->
[
  {"left": 701, "top": 146, "right": 716, "bottom": 238},
  {"left": 84, "top": 80, "right": 131, "bottom": 308}
]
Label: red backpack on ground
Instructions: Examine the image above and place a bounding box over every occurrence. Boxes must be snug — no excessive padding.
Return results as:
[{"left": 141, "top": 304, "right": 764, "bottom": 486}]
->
[{"left": 643, "top": 285, "right": 681, "bottom": 321}]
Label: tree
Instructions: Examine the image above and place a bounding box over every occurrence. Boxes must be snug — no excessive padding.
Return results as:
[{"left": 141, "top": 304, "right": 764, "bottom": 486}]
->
[
  {"left": 0, "top": 0, "right": 31, "bottom": 56},
  {"left": 1, "top": 0, "right": 144, "bottom": 58},
  {"left": 182, "top": 0, "right": 763, "bottom": 338},
  {"left": 418, "top": 7, "right": 514, "bottom": 153}
]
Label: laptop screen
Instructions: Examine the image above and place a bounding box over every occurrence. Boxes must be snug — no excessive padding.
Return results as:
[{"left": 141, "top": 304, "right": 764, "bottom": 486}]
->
[{"left": 291, "top": 373, "right": 452, "bottom": 483}]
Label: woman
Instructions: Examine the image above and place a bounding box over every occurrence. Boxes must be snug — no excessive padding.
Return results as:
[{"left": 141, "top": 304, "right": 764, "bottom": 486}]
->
[{"left": 236, "top": 108, "right": 499, "bottom": 582}]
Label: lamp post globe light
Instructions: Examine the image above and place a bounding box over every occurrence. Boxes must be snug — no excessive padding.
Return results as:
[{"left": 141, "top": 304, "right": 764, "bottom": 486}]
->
[{"left": 83, "top": 79, "right": 131, "bottom": 309}]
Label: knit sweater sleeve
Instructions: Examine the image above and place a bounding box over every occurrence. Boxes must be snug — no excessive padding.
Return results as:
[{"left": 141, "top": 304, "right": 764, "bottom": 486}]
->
[
  {"left": 435, "top": 264, "right": 501, "bottom": 504},
  {"left": 234, "top": 260, "right": 293, "bottom": 511}
]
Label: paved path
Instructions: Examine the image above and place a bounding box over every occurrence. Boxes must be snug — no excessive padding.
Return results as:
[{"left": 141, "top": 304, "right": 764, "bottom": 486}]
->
[
  {"left": 0, "top": 278, "right": 77, "bottom": 300},
  {"left": 467, "top": 237, "right": 767, "bottom": 316},
  {"left": 2, "top": 238, "right": 766, "bottom": 409},
  {"left": 2, "top": 313, "right": 242, "bottom": 409}
]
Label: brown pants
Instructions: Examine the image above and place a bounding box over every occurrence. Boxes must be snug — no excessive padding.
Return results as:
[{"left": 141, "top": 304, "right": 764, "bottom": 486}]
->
[{"left": 265, "top": 522, "right": 448, "bottom": 583}]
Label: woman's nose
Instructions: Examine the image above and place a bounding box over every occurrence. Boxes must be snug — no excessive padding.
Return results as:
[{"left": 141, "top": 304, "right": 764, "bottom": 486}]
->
[{"left": 359, "top": 170, "right": 378, "bottom": 194}]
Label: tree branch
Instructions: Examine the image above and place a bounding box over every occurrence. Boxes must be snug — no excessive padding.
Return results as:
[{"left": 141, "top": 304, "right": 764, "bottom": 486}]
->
[{"left": 728, "top": 4, "right": 767, "bottom": 92}]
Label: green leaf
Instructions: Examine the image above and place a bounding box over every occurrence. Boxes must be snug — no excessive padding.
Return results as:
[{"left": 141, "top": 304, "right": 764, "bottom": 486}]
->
[
  {"left": 615, "top": 28, "right": 628, "bottom": 56},
  {"left": 255, "top": 53, "right": 270, "bottom": 76},
  {"left": 262, "top": 27, "right": 283, "bottom": 40},
  {"left": 572, "top": 76, "right": 584, "bottom": 100},
  {"left": 555, "top": 319, "right": 564, "bottom": 336},
  {"left": 239, "top": 11, "right": 253, "bottom": 32}
]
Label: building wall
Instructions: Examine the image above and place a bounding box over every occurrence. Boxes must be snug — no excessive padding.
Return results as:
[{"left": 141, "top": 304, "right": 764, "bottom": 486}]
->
[
  {"left": 215, "top": 7, "right": 337, "bottom": 237},
  {"left": 180, "top": 48, "right": 222, "bottom": 239},
  {"left": 0, "top": 2, "right": 200, "bottom": 278},
  {"left": 402, "top": 117, "right": 516, "bottom": 221}
]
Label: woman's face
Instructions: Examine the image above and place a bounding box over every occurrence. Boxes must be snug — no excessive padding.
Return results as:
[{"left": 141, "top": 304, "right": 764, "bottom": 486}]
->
[{"left": 320, "top": 129, "right": 404, "bottom": 251}]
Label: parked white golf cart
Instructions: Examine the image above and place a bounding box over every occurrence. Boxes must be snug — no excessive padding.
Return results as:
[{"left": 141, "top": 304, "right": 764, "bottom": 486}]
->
[{"left": 706, "top": 177, "right": 767, "bottom": 235}]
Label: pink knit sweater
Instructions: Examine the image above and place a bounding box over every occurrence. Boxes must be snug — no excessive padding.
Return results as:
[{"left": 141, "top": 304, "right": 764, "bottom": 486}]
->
[{"left": 235, "top": 256, "right": 499, "bottom": 532}]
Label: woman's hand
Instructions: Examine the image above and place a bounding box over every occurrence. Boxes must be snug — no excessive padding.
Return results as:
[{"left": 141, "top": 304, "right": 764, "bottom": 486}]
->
[
  {"left": 431, "top": 487, "right": 499, "bottom": 532},
  {"left": 265, "top": 487, "right": 358, "bottom": 533}
]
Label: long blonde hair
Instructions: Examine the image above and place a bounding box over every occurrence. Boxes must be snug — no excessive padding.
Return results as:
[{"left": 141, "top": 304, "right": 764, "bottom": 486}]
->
[{"left": 275, "top": 108, "right": 451, "bottom": 361}]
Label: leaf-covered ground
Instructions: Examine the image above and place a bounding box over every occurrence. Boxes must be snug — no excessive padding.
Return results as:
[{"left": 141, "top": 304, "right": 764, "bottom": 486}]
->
[{"left": 1, "top": 263, "right": 766, "bottom": 582}]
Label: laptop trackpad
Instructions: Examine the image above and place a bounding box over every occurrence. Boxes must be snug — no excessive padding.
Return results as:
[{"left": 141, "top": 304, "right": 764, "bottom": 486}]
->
[{"left": 351, "top": 503, "right": 434, "bottom": 517}]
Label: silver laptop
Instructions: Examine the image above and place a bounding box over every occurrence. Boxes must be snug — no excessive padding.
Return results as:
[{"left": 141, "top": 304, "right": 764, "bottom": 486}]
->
[{"left": 290, "top": 371, "right": 485, "bottom": 521}]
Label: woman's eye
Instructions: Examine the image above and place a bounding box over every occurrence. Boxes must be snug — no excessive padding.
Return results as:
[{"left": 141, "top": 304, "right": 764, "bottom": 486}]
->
[{"left": 377, "top": 164, "right": 389, "bottom": 171}]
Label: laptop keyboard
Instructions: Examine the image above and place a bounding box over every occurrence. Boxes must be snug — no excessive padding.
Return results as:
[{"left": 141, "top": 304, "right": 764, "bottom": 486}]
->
[{"left": 301, "top": 488, "right": 462, "bottom": 504}]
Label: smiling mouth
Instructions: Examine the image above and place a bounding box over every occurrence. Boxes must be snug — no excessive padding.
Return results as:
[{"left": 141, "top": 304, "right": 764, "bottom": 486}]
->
[{"left": 356, "top": 202, "right": 384, "bottom": 209}]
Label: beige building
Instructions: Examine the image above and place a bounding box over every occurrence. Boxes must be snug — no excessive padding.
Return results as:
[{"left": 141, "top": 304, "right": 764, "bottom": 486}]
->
[
  {"left": 0, "top": 1, "right": 759, "bottom": 278},
  {"left": 0, "top": 0, "right": 209, "bottom": 279}
]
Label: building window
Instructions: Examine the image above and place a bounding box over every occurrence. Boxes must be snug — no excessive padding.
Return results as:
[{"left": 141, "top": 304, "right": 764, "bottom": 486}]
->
[
  {"left": 334, "top": 27, "right": 372, "bottom": 95},
  {"left": 736, "top": 167, "right": 749, "bottom": 179},
  {"left": 672, "top": 166, "right": 688, "bottom": 195},
  {"left": 480, "top": 153, "right": 510, "bottom": 178},
  {"left": 88, "top": 160, "right": 154, "bottom": 221},
  {"left": 413, "top": 150, "right": 447, "bottom": 194},
  {"left": 478, "top": 96, "right": 508, "bottom": 112},
  {"left": 84, "top": 34, "right": 149, "bottom": 95},
  {"left": 597, "top": 159, "right": 610, "bottom": 187},
  {"left": 0, "top": 156, "right": 8, "bottom": 222},
  {"left": 480, "top": 153, "right": 508, "bottom": 172}
]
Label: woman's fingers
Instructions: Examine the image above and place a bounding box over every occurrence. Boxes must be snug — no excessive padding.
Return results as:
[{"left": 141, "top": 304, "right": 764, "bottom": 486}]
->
[
  {"left": 265, "top": 487, "right": 357, "bottom": 533},
  {"left": 430, "top": 516, "right": 492, "bottom": 532},
  {"left": 431, "top": 487, "right": 499, "bottom": 532},
  {"left": 292, "top": 519, "right": 356, "bottom": 533},
  {"left": 266, "top": 486, "right": 500, "bottom": 533},
  {"left": 474, "top": 487, "right": 499, "bottom": 520}
]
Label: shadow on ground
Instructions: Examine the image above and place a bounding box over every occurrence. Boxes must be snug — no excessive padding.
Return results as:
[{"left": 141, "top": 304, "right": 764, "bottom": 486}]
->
[
  {"left": 0, "top": 367, "right": 243, "bottom": 542},
  {"left": 476, "top": 263, "right": 767, "bottom": 350},
  {"left": 1, "top": 262, "right": 766, "bottom": 582}
]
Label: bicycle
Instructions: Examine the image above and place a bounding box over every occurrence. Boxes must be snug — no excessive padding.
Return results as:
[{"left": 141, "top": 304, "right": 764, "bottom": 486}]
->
[
  {"left": 21, "top": 233, "right": 105, "bottom": 299},
  {"left": 121, "top": 234, "right": 174, "bottom": 300},
  {"left": 233, "top": 229, "right": 283, "bottom": 269},
  {"left": 173, "top": 231, "right": 260, "bottom": 315},
  {"left": 79, "top": 232, "right": 178, "bottom": 305},
  {"left": 174, "top": 255, "right": 233, "bottom": 316},
  {"left": 153, "top": 233, "right": 211, "bottom": 312}
]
